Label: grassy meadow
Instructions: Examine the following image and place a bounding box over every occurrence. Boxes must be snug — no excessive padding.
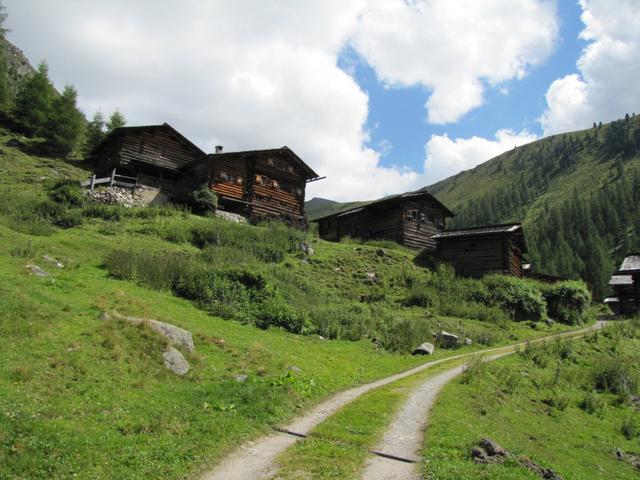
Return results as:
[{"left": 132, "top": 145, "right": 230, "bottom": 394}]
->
[
  {"left": 424, "top": 321, "right": 640, "bottom": 479},
  {"left": 0, "top": 129, "right": 597, "bottom": 479}
]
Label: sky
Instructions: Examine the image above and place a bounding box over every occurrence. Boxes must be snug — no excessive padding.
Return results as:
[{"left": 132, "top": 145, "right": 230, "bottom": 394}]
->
[{"left": 5, "top": 0, "right": 640, "bottom": 201}]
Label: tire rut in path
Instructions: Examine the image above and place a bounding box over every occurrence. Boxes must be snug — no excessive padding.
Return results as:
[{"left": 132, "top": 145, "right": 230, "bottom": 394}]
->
[
  {"left": 360, "top": 321, "right": 606, "bottom": 480},
  {"left": 200, "top": 322, "right": 605, "bottom": 480}
]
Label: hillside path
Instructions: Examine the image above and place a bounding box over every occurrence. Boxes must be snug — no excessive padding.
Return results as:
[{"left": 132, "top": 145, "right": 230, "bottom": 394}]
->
[
  {"left": 200, "top": 321, "right": 606, "bottom": 480},
  {"left": 360, "top": 320, "right": 606, "bottom": 480}
]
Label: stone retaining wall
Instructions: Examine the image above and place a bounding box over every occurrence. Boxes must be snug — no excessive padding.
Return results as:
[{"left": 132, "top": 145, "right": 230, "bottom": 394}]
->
[{"left": 84, "top": 185, "right": 170, "bottom": 208}]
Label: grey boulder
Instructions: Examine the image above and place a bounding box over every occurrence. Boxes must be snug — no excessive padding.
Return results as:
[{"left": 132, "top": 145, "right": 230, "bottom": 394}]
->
[
  {"left": 162, "top": 347, "right": 190, "bottom": 376},
  {"left": 412, "top": 342, "right": 435, "bottom": 355}
]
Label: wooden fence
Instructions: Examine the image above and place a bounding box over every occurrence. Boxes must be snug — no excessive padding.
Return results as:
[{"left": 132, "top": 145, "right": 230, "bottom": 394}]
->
[{"left": 81, "top": 169, "right": 138, "bottom": 190}]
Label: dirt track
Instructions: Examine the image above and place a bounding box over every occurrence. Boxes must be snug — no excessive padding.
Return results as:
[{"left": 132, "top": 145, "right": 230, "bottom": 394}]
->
[{"left": 201, "top": 321, "right": 606, "bottom": 480}]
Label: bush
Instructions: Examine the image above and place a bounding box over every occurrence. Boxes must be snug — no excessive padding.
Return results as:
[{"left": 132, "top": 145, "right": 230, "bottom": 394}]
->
[
  {"left": 48, "top": 180, "right": 85, "bottom": 207},
  {"left": 378, "top": 316, "right": 433, "bottom": 353},
  {"left": 579, "top": 390, "right": 607, "bottom": 416},
  {"left": 621, "top": 416, "right": 640, "bottom": 439},
  {"left": 405, "top": 281, "right": 439, "bottom": 307},
  {"left": 188, "top": 184, "right": 218, "bottom": 214},
  {"left": 483, "top": 274, "right": 546, "bottom": 321},
  {"left": 54, "top": 208, "right": 83, "bottom": 229},
  {"left": 255, "top": 297, "right": 311, "bottom": 334},
  {"left": 591, "top": 358, "right": 638, "bottom": 395},
  {"left": 542, "top": 280, "right": 591, "bottom": 324},
  {"left": 83, "top": 204, "right": 123, "bottom": 221}
]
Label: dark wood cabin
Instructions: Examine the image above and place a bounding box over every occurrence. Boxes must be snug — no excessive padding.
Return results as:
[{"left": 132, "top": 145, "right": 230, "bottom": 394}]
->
[
  {"left": 87, "top": 123, "right": 207, "bottom": 195},
  {"left": 196, "top": 147, "right": 321, "bottom": 225},
  {"left": 314, "top": 191, "right": 454, "bottom": 250},
  {"left": 432, "top": 223, "right": 527, "bottom": 278},
  {"left": 608, "top": 254, "right": 640, "bottom": 316}
]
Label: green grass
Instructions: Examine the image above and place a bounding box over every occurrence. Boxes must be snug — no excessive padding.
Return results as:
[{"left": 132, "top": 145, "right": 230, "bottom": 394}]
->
[
  {"left": 0, "top": 129, "right": 594, "bottom": 479},
  {"left": 423, "top": 321, "right": 640, "bottom": 479},
  {"left": 273, "top": 359, "right": 463, "bottom": 480}
]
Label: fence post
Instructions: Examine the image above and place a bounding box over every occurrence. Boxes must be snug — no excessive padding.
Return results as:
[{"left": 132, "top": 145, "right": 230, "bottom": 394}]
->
[
  {"left": 90, "top": 174, "right": 96, "bottom": 190},
  {"left": 110, "top": 168, "right": 116, "bottom": 187}
]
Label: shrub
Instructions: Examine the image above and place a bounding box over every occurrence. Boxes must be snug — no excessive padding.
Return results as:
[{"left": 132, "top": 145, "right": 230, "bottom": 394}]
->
[
  {"left": 83, "top": 204, "right": 123, "bottom": 221},
  {"left": 405, "top": 281, "right": 439, "bottom": 307},
  {"left": 483, "top": 274, "right": 546, "bottom": 321},
  {"left": 579, "top": 390, "right": 607, "bottom": 416},
  {"left": 188, "top": 184, "right": 218, "bottom": 214},
  {"left": 621, "top": 416, "right": 640, "bottom": 440},
  {"left": 378, "top": 316, "right": 433, "bottom": 353},
  {"left": 255, "top": 297, "right": 311, "bottom": 334},
  {"left": 591, "top": 358, "right": 638, "bottom": 395},
  {"left": 54, "top": 208, "right": 83, "bottom": 229},
  {"left": 48, "top": 180, "right": 85, "bottom": 207},
  {"left": 542, "top": 280, "right": 591, "bottom": 324}
]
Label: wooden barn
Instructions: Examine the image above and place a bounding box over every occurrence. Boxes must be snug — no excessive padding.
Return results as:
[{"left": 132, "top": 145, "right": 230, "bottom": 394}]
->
[
  {"left": 87, "top": 123, "right": 207, "bottom": 195},
  {"left": 431, "top": 223, "right": 527, "bottom": 278},
  {"left": 314, "top": 191, "right": 454, "bottom": 250},
  {"left": 197, "top": 146, "right": 322, "bottom": 225},
  {"left": 608, "top": 254, "right": 640, "bottom": 316}
]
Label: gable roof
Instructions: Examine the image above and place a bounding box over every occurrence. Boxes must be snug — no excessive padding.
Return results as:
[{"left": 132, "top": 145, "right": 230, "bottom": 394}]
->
[
  {"left": 208, "top": 146, "right": 320, "bottom": 180},
  {"left": 432, "top": 223, "right": 527, "bottom": 253},
  {"left": 609, "top": 274, "right": 634, "bottom": 286},
  {"left": 88, "top": 123, "right": 207, "bottom": 163},
  {"left": 313, "top": 190, "right": 454, "bottom": 222},
  {"left": 617, "top": 254, "right": 640, "bottom": 274}
]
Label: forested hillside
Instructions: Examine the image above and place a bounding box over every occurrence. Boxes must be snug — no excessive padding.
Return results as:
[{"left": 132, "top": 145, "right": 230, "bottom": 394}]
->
[{"left": 428, "top": 115, "right": 640, "bottom": 300}]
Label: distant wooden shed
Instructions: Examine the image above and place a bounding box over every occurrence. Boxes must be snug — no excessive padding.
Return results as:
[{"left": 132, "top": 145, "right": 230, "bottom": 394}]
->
[
  {"left": 191, "top": 146, "right": 321, "bottom": 226},
  {"left": 87, "top": 123, "right": 207, "bottom": 195},
  {"left": 314, "top": 191, "right": 454, "bottom": 250},
  {"left": 432, "top": 223, "right": 527, "bottom": 278},
  {"left": 608, "top": 254, "right": 640, "bottom": 316}
]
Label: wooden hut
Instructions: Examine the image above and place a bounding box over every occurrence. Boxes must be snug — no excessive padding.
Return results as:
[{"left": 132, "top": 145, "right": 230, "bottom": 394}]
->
[
  {"left": 196, "top": 147, "right": 321, "bottom": 226},
  {"left": 608, "top": 254, "right": 640, "bottom": 316},
  {"left": 314, "top": 191, "right": 454, "bottom": 250},
  {"left": 87, "top": 123, "right": 207, "bottom": 195},
  {"left": 431, "top": 223, "right": 527, "bottom": 278}
]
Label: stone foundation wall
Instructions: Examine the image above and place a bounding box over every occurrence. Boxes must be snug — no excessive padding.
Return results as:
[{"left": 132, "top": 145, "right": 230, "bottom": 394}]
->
[{"left": 84, "top": 186, "right": 171, "bottom": 208}]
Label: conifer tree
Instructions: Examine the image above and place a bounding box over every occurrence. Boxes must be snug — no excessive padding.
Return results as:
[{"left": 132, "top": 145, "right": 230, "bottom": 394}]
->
[
  {"left": 0, "top": 1, "right": 10, "bottom": 109},
  {"left": 13, "top": 61, "right": 55, "bottom": 136},
  {"left": 106, "top": 109, "right": 126, "bottom": 132},
  {"left": 84, "top": 110, "right": 106, "bottom": 153},
  {"left": 44, "top": 85, "right": 84, "bottom": 157}
]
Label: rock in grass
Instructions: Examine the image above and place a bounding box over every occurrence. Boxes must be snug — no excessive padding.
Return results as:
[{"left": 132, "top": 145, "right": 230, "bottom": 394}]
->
[
  {"left": 412, "top": 342, "right": 435, "bottom": 355},
  {"left": 289, "top": 366, "right": 302, "bottom": 373},
  {"left": 234, "top": 374, "right": 249, "bottom": 383},
  {"left": 480, "top": 438, "right": 508, "bottom": 457},
  {"left": 26, "top": 264, "right": 49, "bottom": 277},
  {"left": 101, "top": 311, "right": 195, "bottom": 353},
  {"left": 437, "top": 330, "right": 459, "bottom": 348},
  {"left": 163, "top": 347, "right": 190, "bottom": 376}
]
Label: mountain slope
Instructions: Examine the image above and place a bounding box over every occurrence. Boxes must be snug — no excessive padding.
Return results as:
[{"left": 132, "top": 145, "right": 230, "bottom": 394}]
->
[
  {"left": 306, "top": 116, "right": 640, "bottom": 298},
  {"left": 427, "top": 115, "right": 640, "bottom": 298}
]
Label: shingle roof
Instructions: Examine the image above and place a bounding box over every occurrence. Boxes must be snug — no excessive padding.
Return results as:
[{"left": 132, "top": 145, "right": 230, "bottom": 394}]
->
[
  {"left": 431, "top": 223, "right": 522, "bottom": 239},
  {"left": 313, "top": 190, "right": 454, "bottom": 221},
  {"left": 609, "top": 274, "right": 634, "bottom": 286},
  {"left": 619, "top": 254, "right": 640, "bottom": 273}
]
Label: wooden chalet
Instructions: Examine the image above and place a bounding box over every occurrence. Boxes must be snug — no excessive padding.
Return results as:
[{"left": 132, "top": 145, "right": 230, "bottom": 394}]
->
[
  {"left": 87, "top": 123, "right": 207, "bottom": 195},
  {"left": 314, "top": 191, "right": 454, "bottom": 250},
  {"left": 431, "top": 223, "right": 527, "bottom": 278},
  {"left": 192, "top": 147, "right": 321, "bottom": 225},
  {"left": 608, "top": 254, "right": 640, "bottom": 316}
]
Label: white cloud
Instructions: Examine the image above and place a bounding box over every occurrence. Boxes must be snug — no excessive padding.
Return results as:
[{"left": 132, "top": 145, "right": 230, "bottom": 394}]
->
[
  {"left": 352, "top": 0, "right": 558, "bottom": 124},
  {"left": 422, "top": 129, "right": 539, "bottom": 185},
  {"left": 540, "top": 0, "right": 640, "bottom": 134},
  {"left": 3, "top": 0, "right": 557, "bottom": 202}
]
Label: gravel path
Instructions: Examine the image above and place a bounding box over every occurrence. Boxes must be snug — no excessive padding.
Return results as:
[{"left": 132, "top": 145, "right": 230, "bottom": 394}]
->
[
  {"left": 360, "top": 321, "right": 606, "bottom": 480},
  {"left": 200, "top": 322, "right": 605, "bottom": 480}
]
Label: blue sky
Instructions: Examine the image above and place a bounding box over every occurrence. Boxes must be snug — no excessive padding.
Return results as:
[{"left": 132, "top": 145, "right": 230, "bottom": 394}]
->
[
  {"left": 6, "top": 1, "right": 640, "bottom": 200},
  {"left": 348, "top": 0, "right": 587, "bottom": 172}
]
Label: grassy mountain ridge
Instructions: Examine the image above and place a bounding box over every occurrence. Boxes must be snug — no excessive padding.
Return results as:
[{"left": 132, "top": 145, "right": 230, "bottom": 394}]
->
[{"left": 429, "top": 115, "right": 640, "bottom": 298}]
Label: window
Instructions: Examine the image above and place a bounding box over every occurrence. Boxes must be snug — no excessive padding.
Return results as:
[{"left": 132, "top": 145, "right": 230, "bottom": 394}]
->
[
  {"left": 220, "top": 171, "right": 242, "bottom": 184},
  {"left": 434, "top": 216, "right": 444, "bottom": 229},
  {"left": 406, "top": 209, "right": 418, "bottom": 220},
  {"left": 272, "top": 179, "right": 280, "bottom": 189},
  {"left": 267, "top": 158, "right": 276, "bottom": 167},
  {"left": 255, "top": 174, "right": 268, "bottom": 185}
]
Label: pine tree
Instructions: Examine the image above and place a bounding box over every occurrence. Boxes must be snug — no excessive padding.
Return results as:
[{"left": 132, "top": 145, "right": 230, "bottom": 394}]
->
[
  {"left": 106, "top": 109, "right": 126, "bottom": 133},
  {"left": 13, "top": 61, "right": 55, "bottom": 136},
  {"left": 0, "top": 1, "right": 10, "bottom": 110},
  {"left": 84, "top": 110, "right": 106, "bottom": 153},
  {"left": 44, "top": 85, "right": 84, "bottom": 157}
]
